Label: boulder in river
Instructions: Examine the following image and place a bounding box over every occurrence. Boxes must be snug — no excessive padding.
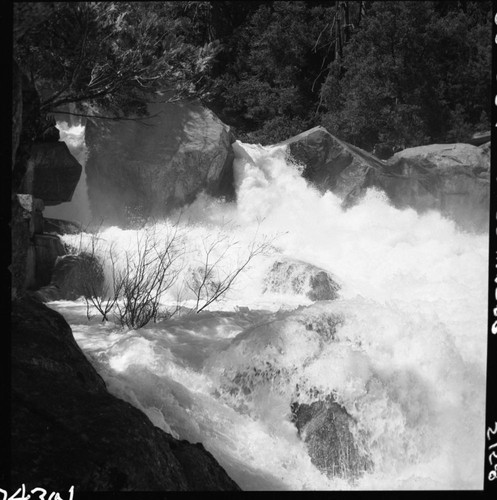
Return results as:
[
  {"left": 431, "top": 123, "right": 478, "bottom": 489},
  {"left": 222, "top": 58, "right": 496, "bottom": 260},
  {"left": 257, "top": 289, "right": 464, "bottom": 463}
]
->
[
  {"left": 379, "top": 142, "right": 490, "bottom": 231},
  {"left": 36, "top": 252, "right": 105, "bottom": 302},
  {"left": 263, "top": 259, "right": 340, "bottom": 301},
  {"left": 281, "top": 127, "right": 490, "bottom": 231},
  {"left": 85, "top": 100, "right": 235, "bottom": 226},
  {"left": 278, "top": 126, "right": 384, "bottom": 206},
  {"left": 291, "top": 397, "right": 372, "bottom": 479}
]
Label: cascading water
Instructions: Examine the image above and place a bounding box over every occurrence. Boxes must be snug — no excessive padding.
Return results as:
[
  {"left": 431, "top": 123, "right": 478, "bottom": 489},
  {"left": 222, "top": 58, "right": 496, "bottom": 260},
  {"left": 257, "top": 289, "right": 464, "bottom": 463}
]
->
[{"left": 50, "top": 135, "right": 488, "bottom": 490}]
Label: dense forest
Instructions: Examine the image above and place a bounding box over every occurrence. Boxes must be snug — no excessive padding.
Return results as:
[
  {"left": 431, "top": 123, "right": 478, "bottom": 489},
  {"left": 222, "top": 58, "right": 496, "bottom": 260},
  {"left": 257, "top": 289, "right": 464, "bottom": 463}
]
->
[{"left": 14, "top": 0, "right": 491, "bottom": 154}]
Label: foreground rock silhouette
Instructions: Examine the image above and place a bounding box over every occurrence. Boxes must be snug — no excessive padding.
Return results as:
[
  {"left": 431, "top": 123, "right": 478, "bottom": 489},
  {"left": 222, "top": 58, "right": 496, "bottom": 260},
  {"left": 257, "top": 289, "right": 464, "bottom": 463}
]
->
[{"left": 11, "top": 296, "right": 240, "bottom": 491}]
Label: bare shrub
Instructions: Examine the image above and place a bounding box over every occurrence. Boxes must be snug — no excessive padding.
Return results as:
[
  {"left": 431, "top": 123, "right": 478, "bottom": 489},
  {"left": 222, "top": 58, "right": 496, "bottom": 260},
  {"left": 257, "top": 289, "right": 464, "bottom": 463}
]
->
[
  {"left": 113, "top": 224, "right": 184, "bottom": 329},
  {"left": 187, "top": 226, "right": 275, "bottom": 314},
  {"left": 82, "top": 242, "right": 123, "bottom": 322},
  {"left": 77, "top": 217, "right": 277, "bottom": 328}
]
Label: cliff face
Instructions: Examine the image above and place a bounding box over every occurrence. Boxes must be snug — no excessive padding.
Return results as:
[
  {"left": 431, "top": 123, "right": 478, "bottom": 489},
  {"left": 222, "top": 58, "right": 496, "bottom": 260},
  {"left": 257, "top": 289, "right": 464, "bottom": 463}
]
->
[
  {"left": 85, "top": 101, "right": 235, "bottom": 226},
  {"left": 11, "top": 296, "right": 240, "bottom": 491}
]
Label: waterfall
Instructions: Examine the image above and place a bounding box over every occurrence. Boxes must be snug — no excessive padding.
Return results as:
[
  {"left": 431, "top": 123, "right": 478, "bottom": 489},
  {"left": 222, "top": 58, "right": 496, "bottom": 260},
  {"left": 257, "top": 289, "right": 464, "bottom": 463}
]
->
[{"left": 50, "top": 140, "right": 488, "bottom": 490}]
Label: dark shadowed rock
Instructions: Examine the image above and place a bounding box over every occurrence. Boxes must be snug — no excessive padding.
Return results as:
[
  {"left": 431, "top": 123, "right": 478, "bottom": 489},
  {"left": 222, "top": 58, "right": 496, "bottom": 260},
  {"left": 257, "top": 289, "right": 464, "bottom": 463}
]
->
[
  {"left": 36, "top": 252, "right": 104, "bottom": 302},
  {"left": 44, "top": 217, "right": 83, "bottom": 235},
  {"left": 280, "top": 127, "right": 490, "bottom": 231},
  {"left": 11, "top": 296, "right": 240, "bottom": 491},
  {"left": 278, "top": 126, "right": 384, "bottom": 205},
  {"left": 380, "top": 143, "right": 490, "bottom": 231},
  {"left": 11, "top": 195, "right": 31, "bottom": 299},
  {"left": 466, "top": 130, "right": 490, "bottom": 146},
  {"left": 20, "top": 141, "right": 82, "bottom": 205},
  {"left": 25, "top": 234, "right": 66, "bottom": 290},
  {"left": 263, "top": 259, "right": 340, "bottom": 301},
  {"left": 12, "top": 194, "right": 68, "bottom": 294},
  {"left": 291, "top": 397, "right": 371, "bottom": 479},
  {"left": 15, "top": 194, "right": 44, "bottom": 236},
  {"left": 85, "top": 101, "right": 235, "bottom": 226}
]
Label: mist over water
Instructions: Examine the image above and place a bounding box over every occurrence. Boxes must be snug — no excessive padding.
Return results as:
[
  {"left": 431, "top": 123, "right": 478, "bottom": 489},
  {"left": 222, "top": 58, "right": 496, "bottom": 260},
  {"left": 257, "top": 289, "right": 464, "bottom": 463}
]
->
[{"left": 51, "top": 137, "right": 488, "bottom": 490}]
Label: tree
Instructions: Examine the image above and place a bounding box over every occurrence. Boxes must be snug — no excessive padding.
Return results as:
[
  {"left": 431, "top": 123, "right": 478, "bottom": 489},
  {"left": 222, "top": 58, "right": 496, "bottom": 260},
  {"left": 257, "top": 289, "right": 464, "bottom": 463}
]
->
[
  {"left": 14, "top": 2, "right": 221, "bottom": 119},
  {"left": 318, "top": 1, "right": 491, "bottom": 151},
  {"left": 203, "top": 1, "right": 339, "bottom": 143}
]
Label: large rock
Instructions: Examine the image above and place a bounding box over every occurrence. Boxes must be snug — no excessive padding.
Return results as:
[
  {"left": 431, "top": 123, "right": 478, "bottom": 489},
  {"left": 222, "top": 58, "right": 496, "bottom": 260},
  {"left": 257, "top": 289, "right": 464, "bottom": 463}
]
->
[
  {"left": 279, "top": 126, "right": 384, "bottom": 206},
  {"left": 85, "top": 101, "right": 235, "bottom": 226},
  {"left": 25, "top": 234, "right": 66, "bottom": 290},
  {"left": 19, "top": 141, "right": 82, "bottom": 205},
  {"left": 291, "top": 397, "right": 371, "bottom": 479},
  {"left": 11, "top": 194, "right": 54, "bottom": 297},
  {"left": 263, "top": 259, "right": 340, "bottom": 301},
  {"left": 36, "top": 252, "right": 105, "bottom": 302},
  {"left": 380, "top": 143, "right": 490, "bottom": 231},
  {"left": 11, "top": 195, "right": 31, "bottom": 299},
  {"left": 466, "top": 130, "right": 490, "bottom": 146},
  {"left": 281, "top": 127, "right": 490, "bottom": 231},
  {"left": 15, "top": 194, "right": 45, "bottom": 236},
  {"left": 11, "top": 296, "right": 240, "bottom": 491}
]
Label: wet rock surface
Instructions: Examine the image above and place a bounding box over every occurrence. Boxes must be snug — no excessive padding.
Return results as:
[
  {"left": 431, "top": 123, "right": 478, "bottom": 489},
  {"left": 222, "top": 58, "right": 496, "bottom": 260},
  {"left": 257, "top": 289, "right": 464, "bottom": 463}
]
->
[
  {"left": 36, "top": 252, "right": 104, "bottom": 302},
  {"left": 291, "top": 397, "right": 372, "bottom": 479},
  {"left": 27, "top": 234, "right": 66, "bottom": 289},
  {"left": 279, "top": 126, "right": 383, "bottom": 205},
  {"left": 380, "top": 142, "right": 490, "bottom": 231},
  {"left": 85, "top": 100, "right": 235, "bottom": 225},
  {"left": 281, "top": 127, "right": 490, "bottom": 232},
  {"left": 11, "top": 296, "right": 240, "bottom": 491},
  {"left": 263, "top": 259, "right": 340, "bottom": 301}
]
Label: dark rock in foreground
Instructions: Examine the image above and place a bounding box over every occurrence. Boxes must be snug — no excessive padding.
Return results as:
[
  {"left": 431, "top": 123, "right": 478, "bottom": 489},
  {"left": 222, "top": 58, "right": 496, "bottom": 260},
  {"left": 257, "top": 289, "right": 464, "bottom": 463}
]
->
[
  {"left": 291, "top": 398, "right": 371, "bottom": 479},
  {"left": 263, "top": 259, "right": 340, "bottom": 301},
  {"left": 11, "top": 297, "right": 240, "bottom": 491}
]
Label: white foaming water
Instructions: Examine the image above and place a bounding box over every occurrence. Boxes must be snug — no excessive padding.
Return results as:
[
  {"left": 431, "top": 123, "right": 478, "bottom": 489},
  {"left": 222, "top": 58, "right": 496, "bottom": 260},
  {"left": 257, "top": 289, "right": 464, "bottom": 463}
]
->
[{"left": 51, "top": 139, "right": 488, "bottom": 490}]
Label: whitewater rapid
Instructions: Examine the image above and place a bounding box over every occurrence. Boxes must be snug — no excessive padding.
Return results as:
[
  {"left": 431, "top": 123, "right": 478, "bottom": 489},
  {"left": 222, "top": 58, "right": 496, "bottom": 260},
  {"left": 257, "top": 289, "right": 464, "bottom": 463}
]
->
[{"left": 50, "top": 139, "right": 488, "bottom": 490}]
